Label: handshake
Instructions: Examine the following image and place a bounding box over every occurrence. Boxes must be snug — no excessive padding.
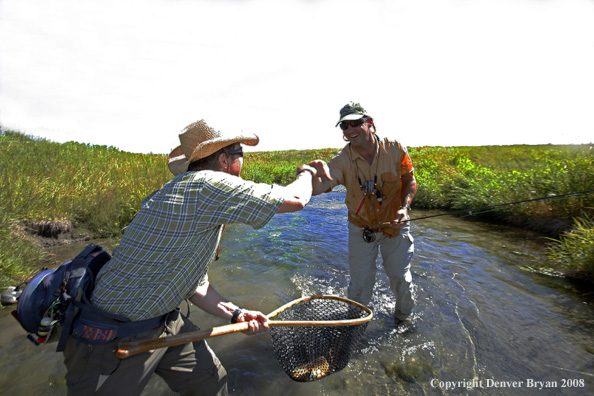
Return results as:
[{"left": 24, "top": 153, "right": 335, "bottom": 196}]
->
[{"left": 296, "top": 160, "right": 334, "bottom": 196}]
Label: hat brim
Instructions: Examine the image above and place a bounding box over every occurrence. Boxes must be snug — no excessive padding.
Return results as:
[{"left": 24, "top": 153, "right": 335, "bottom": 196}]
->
[
  {"left": 335, "top": 113, "right": 365, "bottom": 127},
  {"left": 168, "top": 133, "right": 259, "bottom": 176}
]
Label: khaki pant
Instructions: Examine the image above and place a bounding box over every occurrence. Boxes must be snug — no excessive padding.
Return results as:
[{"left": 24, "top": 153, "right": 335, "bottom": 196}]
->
[
  {"left": 63, "top": 313, "right": 228, "bottom": 396},
  {"left": 347, "top": 222, "right": 415, "bottom": 320}
]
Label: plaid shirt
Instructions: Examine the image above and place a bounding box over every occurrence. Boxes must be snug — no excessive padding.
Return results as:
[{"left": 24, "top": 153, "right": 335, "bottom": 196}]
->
[{"left": 92, "top": 170, "right": 284, "bottom": 320}]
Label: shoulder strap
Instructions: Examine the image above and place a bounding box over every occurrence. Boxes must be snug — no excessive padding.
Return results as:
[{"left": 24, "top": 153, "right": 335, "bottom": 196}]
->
[
  {"left": 56, "top": 288, "right": 83, "bottom": 352},
  {"left": 64, "top": 244, "right": 103, "bottom": 283},
  {"left": 75, "top": 244, "right": 102, "bottom": 260}
]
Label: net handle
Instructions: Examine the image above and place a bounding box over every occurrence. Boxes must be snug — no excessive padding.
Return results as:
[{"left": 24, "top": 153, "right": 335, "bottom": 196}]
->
[{"left": 115, "top": 295, "right": 372, "bottom": 359}]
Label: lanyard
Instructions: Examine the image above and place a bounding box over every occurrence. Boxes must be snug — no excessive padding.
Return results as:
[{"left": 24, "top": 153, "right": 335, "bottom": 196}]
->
[{"left": 354, "top": 137, "right": 383, "bottom": 214}]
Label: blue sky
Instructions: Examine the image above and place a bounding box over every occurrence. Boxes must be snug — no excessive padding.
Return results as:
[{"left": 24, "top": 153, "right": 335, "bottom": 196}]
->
[{"left": 1, "top": 0, "right": 593, "bottom": 154}]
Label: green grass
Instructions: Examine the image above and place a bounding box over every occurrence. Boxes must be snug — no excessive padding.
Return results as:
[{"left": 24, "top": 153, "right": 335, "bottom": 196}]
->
[
  {"left": 241, "top": 148, "right": 340, "bottom": 185},
  {"left": 1, "top": 131, "right": 172, "bottom": 235},
  {"left": 546, "top": 217, "right": 594, "bottom": 282},
  {"left": 1, "top": 130, "right": 593, "bottom": 287},
  {"left": 0, "top": 210, "right": 43, "bottom": 287},
  {"left": 410, "top": 145, "right": 594, "bottom": 232}
]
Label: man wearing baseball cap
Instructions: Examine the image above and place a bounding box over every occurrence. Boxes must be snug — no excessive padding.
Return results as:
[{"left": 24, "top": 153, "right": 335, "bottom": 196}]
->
[
  {"left": 310, "top": 102, "right": 417, "bottom": 327},
  {"left": 63, "top": 119, "right": 331, "bottom": 395}
]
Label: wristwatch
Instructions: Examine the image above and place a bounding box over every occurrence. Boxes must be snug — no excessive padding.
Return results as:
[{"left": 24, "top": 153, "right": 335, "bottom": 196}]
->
[
  {"left": 400, "top": 204, "right": 412, "bottom": 213},
  {"left": 231, "top": 308, "right": 245, "bottom": 324},
  {"left": 296, "top": 166, "right": 315, "bottom": 177}
]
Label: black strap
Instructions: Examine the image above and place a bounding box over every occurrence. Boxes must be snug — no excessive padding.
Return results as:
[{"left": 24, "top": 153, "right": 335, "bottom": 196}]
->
[{"left": 56, "top": 288, "right": 83, "bottom": 352}]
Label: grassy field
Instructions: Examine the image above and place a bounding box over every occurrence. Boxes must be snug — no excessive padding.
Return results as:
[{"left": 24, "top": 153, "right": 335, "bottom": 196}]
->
[
  {"left": 1, "top": 130, "right": 592, "bottom": 287},
  {"left": 410, "top": 145, "right": 594, "bottom": 230}
]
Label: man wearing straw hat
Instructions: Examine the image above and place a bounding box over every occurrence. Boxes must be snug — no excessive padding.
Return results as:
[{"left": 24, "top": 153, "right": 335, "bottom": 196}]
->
[
  {"left": 308, "top": 102, "right": 417, "bottom": 326},
  {"left": 63, "top": 120, "right": 331, "bottom": 395}
]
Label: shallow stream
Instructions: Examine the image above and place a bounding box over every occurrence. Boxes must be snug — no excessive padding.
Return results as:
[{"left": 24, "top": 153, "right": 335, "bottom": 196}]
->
[{"left": 1, "top": 189, "right": 593, "bottom": 395}]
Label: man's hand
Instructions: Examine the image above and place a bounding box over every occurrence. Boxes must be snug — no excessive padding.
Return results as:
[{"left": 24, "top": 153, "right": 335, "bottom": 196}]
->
[
  {"left": 277, "top": 160, "right": 334, "bottom": 213},
  {"left": 305, "top": 160, "right": 333, "bottom": 181},
  {"left": 236, "top": 310, "right": 270, "bottom": 335},
  {"left": 387, "top": 208, "right": 410, "bottom": 230},
  {"left": 304, "top": 159, "right": 334, "bottom": 196}
]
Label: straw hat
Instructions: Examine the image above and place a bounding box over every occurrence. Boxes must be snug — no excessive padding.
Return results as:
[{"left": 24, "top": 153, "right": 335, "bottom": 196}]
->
[{"left": 168, "top": 120, "right": 259, "bottom": 175}]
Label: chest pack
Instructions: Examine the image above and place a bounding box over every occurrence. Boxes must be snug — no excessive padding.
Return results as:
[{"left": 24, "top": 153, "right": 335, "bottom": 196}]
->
[{"left": 11, "top": 244, "right": 111, "bottom": 351}]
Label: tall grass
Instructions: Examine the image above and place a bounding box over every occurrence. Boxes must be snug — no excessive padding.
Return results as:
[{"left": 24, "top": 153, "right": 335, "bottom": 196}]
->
[
  {"left": 0, "top": 131, "right": 172, "bottom": 236},
  {"left": 410, "top": 145, "right": 594, "bottom": 234},
  {"left": 0, "top": 211, "right": 43, "bottom": 287},
  {"left": 546, "top": 217, "right": 594, "bottom": 282}
]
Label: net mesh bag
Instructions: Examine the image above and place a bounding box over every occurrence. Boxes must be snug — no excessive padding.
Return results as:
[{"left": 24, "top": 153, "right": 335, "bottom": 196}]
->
[{"left": 268, "top": 296, "right": 371, "bottom": 382}]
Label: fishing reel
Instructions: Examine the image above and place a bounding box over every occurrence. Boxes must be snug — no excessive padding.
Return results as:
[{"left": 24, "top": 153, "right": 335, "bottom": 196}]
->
[{"left": 362, "top": 227, "right": 376, "bottom": 243}]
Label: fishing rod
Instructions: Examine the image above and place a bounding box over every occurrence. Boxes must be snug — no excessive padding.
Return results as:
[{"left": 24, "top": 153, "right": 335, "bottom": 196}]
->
[{"left": 398, "top": 188, "right": 594, "bottom": 223}]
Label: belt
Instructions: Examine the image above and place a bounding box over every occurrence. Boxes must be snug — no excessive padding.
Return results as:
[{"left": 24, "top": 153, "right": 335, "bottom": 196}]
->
[{"left": 70, "top": 294, "right": 174, "bottom": 344}]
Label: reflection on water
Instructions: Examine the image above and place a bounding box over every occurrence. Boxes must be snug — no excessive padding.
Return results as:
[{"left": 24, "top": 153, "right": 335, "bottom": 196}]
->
[{"left": 1, "top": 190, "right": 593, "bottom": 395}]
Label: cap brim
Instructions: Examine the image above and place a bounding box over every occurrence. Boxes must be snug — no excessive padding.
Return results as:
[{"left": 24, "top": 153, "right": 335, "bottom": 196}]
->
[{"left": 335, "top": 113, "right": 365, "bottom": 127}]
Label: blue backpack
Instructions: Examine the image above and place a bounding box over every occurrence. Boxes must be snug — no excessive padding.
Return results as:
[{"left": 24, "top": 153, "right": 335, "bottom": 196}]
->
[{"left": 12, "top": 244, "right": 111, "bottom": 351}]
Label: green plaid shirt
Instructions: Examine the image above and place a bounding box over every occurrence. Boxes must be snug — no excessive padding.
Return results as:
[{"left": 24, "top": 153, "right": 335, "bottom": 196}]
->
[{"left": 92, "top": 170, "right": 284, "bottom": 320}]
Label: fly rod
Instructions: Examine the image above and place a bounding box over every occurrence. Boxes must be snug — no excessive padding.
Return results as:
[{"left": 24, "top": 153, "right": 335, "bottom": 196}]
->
[{"left": 395, "top": 188, "right": 594, "bottom": 224}]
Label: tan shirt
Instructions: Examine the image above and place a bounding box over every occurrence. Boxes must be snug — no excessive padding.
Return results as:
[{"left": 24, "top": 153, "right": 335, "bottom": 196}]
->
[{"left": 327, "top": 136, "right": 414, "bottom": 237}]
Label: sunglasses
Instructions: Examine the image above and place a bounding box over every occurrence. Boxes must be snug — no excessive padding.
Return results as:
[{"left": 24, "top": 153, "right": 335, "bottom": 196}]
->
[
  {"left": 339, "top": 118, "right": 366, "bottom": 130},
  {"left": 227, "top": 147, "right": 243, "bottom": 157}
]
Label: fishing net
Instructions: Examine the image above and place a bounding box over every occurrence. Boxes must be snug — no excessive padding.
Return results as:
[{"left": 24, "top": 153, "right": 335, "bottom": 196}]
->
[
  {"left": 115, "top": 295, "right": 373, "bottom": 382},
  {"left": 268, "top": 296, "right": 372, "bottom": 382}
]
